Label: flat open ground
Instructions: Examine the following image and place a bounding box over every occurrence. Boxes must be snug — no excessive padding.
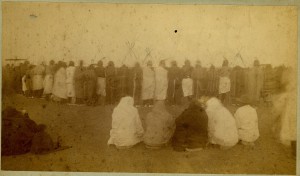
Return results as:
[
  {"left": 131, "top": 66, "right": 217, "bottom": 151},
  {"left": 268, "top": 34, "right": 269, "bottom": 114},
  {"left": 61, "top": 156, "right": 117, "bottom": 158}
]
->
[{"left": 1, "top": 94, "right": 296, "bottom": 174}]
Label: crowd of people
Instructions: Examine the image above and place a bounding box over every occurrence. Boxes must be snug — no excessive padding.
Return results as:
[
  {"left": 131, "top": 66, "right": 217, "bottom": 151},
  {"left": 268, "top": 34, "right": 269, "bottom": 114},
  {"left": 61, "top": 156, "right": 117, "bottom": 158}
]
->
[
  {"left": 1, "top": 57, "right": 296, "bottom": 156},
  {"left": 2, "top": 58, "right": 286, "bottom": 106},
  {"left": 108, "top": 75, "right": 296, "bottom": 155},
  {"left": 108, "top": 96, "right": 259, "bottom": 151}
]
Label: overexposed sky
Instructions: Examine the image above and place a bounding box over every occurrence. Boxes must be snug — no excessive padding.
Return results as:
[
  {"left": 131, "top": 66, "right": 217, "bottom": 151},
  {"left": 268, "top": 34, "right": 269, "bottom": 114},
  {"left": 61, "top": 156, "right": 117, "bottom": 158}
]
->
[{"left": 2, "top": 2, "right": 298, "bottom": 67}]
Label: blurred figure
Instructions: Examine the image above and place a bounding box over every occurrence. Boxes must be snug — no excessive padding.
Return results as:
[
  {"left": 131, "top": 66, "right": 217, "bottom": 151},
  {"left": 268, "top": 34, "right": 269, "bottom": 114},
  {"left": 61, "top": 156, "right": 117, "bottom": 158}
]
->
[
  {"left": 74, "top": 60, "right": 86, "bottom": 105},
  {"left": 52, "top": 61, "right": 67, "bottom": 103},
  {"left": 43, "top": 60, "right": 55, "bottom": 100},
  {"left": 95, "top": 60, "right": 106, "bottom": 105},
  {"left": 192, "top": 60, "right": 206, "bottom": 99},
  {"left": 142, "top": 60, "right": 155, "bottom": 107},
  {"left": 25, "top": 65, "right": 34, "bottom": 98},
  {"left": 130, "top": 62, "right": 143, "bottom": 106},
  {"left": 154, "top": 60, "right": 168, "bottom": 101},
  {"left": 218, "top": 59, "right": 231, "bottom": 104},
  {"left": 206, "top": 65, "right": 218, "bottom": 96},
  {"left": 66, "top": 61, "right": 76, "bottom": 104},
  {"left": 272, "top": 68, "right": 297, "bottom": 157},
  {"left": 117, "top": 64, "right": 130, "bottom": 101},
  {"left": 105, "top": 61, "right": 117, "bottom": 105},
  {"left": 108, "top": 96, "right": 144, "bottom": 149},
  {"left": 167, "top": 60, "right": 182, "bottom": 105},
  {"left": 181, "top": 60, "right": 194, "bottom": 101},
  {"left": 84, "top": 64, "right": 97, "bottom": 106},
  {"left": 31, "top": 62, "right": 45, "bottom": 98},
  {"left": 247, "top": 59, "right": 264, "bottom": 103}
]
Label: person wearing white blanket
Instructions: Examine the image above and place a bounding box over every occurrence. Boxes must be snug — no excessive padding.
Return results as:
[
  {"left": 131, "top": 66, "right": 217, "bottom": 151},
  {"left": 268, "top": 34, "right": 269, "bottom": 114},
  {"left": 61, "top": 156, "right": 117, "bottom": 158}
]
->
[
  {"left": 199, "top": 96, "right": 238, "bottom": 149},
  {"left": 108, "top": 96, "right": 144, "bottom": 149},
  {"left": 234, "top": 98, "right": 259, "bottom": 146},
  {"left": 154, "top": 60, "right": 168, "bottom": 101}
]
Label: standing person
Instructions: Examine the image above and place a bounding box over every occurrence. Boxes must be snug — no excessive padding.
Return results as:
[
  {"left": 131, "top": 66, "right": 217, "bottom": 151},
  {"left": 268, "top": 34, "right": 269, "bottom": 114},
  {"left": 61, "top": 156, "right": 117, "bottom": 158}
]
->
[
  {"left": 105, "top": 61, "right": 117, "bottom": 105},
  {"left": 142, "top": 61, "right": 155, "bottom": 107},
  {"left": 24, "top": 65, "right": 34, "bottom": 97},
  {"left": 31, "top": 62, "right": 45, "bottom": 98},
  {"left": 272, "top": 68, "right": 297, "bottom": 157},
  {"left": 117, "top": 64, "right": 130, "bottom": 100},
  {"left": 52, "top": 61, "right": 67, "bottom": 103},
  {"left": 84, "top": 64, "right": 97, "bottom": 106},
  {"left": 154, "top": 60, "right": 168, "bottom": 101},
  {"left": 74, "top": 60, "right": 86, "bottom": 105},
  {"left": 230, "top": 66, "right": 246, "bottom": 99},
  {"left": 43, "top": 60, "right": 55, "bottom": 100},
  {"left": 206, "top": 65, "right": 219, "bottom": 96},
  {"left": 192, "top": 60, "right": 206, "bottom": 99},
  {"left": 108, "top": 96, "right": 144, "bottom": 149},
  {"left": 181, "top": 60, "right": 194, "bottom": 101},
  {"left": 66, "top": 61, "right": 76, "bottom": 104},
  {"left": 20, "top": 61, "right": 30, "bottom": 96},
  {"left": 167, "top": 60, "right": 182, "bottom": 105},
  {"left": 218, "top": 59, "right": 231, "bottom": 104},
  {"left": 13, "top": 63, "right": 22, "bottom": 94},
  {"left": 247, "top": 60, "right": 264, "bottom": 103},
  {"left": 130, "top": 62, "right": 143, "bottom": 106},
  {"left": 95, "top": 60, "right": 106, "bottom": 105}
]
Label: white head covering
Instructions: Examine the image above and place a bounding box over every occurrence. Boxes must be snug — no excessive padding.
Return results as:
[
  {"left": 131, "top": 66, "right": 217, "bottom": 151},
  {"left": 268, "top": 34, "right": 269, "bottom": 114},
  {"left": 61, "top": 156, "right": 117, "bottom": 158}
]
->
[{"left": 116, "top": 96, "right": 134, "bottom": 109}]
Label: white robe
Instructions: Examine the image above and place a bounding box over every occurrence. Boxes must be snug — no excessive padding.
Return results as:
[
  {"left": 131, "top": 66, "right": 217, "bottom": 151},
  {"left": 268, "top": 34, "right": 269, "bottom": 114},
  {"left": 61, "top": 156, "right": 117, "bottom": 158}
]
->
[
  {"left": 234, "top": 105, "right": 259, "bottom": 143},
  {"left": 32, "top": 65, "right": 45, "bottom": 90},
  {"left": 205, "top": 97, "right": 238, "bottom": 147},
  {"left": 142, "top": 67, "right": 155, "bottom": 100},
  {"left": 219, "top": 76, "right": 231, "bottom": 94},
  {"left": 182, "top": 78, "right": 193, "bottom": 97},
  {"left": 96, "top": 77, "right": 106, "bottom": 96},
  {"left": 22, "top": 75, "right": 27, "bottom": 92},
  {"left": 66, "top": 66, "right": 76, "bottom": 98},
  {"left": 108, "top": 97, "right": 144, "bottom": 147},
  {"left": 273, "top": 92, "right": 297, "bottom": 146},
  {"left": 154, "top": 66, "right": 168, "bottom": 100},
  {"left": 52, "top": 67, "right": 67, "bottom": 99}
]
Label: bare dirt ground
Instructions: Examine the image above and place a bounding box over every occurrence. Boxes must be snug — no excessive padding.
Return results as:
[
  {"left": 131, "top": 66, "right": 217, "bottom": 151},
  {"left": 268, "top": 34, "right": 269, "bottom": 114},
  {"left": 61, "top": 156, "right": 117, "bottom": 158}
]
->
[{"left": 1, "top": 94, "right": 296, "bottom": 174}]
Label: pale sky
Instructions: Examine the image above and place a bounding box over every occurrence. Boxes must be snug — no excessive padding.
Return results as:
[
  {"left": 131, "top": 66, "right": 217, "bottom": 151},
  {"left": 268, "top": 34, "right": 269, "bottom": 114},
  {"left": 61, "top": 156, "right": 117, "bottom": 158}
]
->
[{"left": 2, "top": 2, "right": 298, "bottom": 67}]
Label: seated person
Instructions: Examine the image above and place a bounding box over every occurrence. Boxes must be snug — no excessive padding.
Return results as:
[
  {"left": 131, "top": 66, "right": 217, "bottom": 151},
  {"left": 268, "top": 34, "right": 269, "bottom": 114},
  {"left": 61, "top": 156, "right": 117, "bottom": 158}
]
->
[
  {"left": 144, "top": 100, "right": 175, "bottom": 149},
  {"left": 108, "top": 96, "right": 144, "bottom": 149},
  {"left": 234, "top": 97, "right": 260, "bottom": 146},
  {"left": 172, "top": 101, "right": 208, "bottom": 152},
  {"left": 199, "top": 96, "right": 238, "bottom": 149}
]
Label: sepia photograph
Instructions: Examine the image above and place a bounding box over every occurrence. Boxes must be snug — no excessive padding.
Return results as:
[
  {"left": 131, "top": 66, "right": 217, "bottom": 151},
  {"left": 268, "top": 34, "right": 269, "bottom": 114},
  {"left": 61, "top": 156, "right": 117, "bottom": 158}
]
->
[{"left": 1, "top": 0, "right": 298, "bottom": 175}]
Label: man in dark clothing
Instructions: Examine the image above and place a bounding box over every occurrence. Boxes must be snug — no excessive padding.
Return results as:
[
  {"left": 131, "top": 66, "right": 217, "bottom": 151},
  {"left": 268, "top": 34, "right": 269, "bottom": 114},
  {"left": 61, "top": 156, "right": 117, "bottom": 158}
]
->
[
  {"left": 117, "top": 64, "right": 130, "bottom": 101},
  {"left": 129, "top": 62, "right": 143, "bottom": 106},
  {"left": 167, "top": 60, "right": 182, "bottom": 105},
  {"left": 84, "top": 64, "right": 97, "bottom": 106},
  {"left": 105, "top": 61, "right": 117, "bottom": 105},
  {"left": 74, "top": 60, "right": 86, "bottom": 104},
  {"left": 94, "top": 60, "right": 106, "bottom": 105},
  {"left": 192, "top": 60, "right": 207, "bottom": 99}
]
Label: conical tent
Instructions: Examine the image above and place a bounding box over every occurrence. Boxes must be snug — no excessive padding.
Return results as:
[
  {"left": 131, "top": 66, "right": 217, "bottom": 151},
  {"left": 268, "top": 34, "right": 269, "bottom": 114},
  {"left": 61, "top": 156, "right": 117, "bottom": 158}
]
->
[
  {"left": 122, "top": 41, "right": 138, "bottom": 67},
  {"left": 142, "top": 47, "right": 153, "bottom": 67}
]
